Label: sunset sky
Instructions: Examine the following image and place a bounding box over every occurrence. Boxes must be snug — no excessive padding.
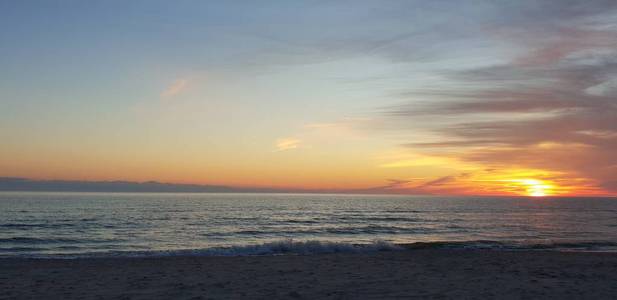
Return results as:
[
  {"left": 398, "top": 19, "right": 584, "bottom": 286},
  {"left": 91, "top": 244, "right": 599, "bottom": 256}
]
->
[{"left": 1, "top": 1, "right": 616, "bottom": 196}]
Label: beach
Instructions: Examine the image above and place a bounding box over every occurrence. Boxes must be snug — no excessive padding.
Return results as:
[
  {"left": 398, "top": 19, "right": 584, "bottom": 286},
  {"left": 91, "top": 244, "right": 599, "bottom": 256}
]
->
[{"left": 2, "top": 249, "right": 617, "bottom": 299}]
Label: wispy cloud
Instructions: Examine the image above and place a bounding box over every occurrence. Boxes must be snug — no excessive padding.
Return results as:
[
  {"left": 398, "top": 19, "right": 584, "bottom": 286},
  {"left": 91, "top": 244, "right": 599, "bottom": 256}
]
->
[
  {"left": 275, "top": 138, "right": 301, "bottom": 152},
  {"left": 160, "top": 78, "right": 189, "bottom": 98},
  {"left": 376, "top": 0, "right": 617, "bottom": 195}
]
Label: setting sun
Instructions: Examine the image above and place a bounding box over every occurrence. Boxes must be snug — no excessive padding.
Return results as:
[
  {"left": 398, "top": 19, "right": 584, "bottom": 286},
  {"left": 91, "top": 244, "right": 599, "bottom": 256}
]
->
[
  {"left": 490, "top": 179, "right": 556, "bottom": 197},
  {"left": 529, "top": 190, "right": 547, "bottom": 197},
  {"left": 521, "top": 179, "right": 553, "bottom": 197}
]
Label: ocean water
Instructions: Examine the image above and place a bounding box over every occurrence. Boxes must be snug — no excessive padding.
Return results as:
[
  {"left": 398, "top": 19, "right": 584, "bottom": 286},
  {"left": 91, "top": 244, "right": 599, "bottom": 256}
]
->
[{"left": 1, "top": 192, "right": 616, "bottom": 257}]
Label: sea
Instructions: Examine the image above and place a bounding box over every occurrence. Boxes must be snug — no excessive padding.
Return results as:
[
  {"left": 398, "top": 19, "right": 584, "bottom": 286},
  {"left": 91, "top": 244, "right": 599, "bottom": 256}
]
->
[{"left": 1, "top": 192, "right": 616, "bottom": 257}]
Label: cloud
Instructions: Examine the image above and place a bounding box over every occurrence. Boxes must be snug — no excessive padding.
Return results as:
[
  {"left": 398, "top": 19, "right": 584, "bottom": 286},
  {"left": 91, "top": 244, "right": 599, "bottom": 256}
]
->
[
  {"left": 361, "top": 172, "right": 484, "bottom": 195},
  {"left": 379, "top": 155, "right": 459, "bottom": 168},
  {"left": 377, "top": 179, "right": 414, "bottom": 190},
  {"left": 160, "top": 78, "right": 189, "bottom": 97},
  {"left": 377, "top": 1, "right": 617, "bottom": 194},
  {"left": 416, "top": 175, "right": 457, "bottom": 188},
  {"left": 275, "top": 138, "right": 301, "bottom": 151}
]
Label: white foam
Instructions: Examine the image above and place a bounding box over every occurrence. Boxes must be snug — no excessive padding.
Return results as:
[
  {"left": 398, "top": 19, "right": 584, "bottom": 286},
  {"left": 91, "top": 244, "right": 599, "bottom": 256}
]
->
[
  {"left": 192, "top": 240, "right": 403, "bottom": 256},
  {"left": 24, "top": 240, "right": 405, "bottom": 259}
]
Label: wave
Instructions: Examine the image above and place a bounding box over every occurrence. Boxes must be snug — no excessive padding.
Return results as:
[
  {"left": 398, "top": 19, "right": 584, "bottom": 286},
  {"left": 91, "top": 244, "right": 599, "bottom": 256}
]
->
[
  {"left": 3, "top": 239, "right": 617, "bottom": 259},
  {"left": 228, "top": 225, "right": 442, "bottom": 236},
  {"left": 323, "top": 225, "right": 432, "bottom": 234},
  {"left": 0, "top": 237, "right": 83, "bottom": 244},
  {"left": 183, "top": 240, "right": 404, "bottom": 256},
  {"left": 0, "top": 223, "right": 77, "bottom": 228},
  {"left": 4, "top": 240, "right": 404, "bottom": 258},
  {"left": 0, "top": 237, "right": 119, "bottom": 244},
  {"left": 281, "top": 219, "right": 320, "bottom": 224}
]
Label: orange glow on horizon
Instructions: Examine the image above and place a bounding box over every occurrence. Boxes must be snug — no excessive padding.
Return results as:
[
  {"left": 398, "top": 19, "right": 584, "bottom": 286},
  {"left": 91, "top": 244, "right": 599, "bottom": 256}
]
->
[{"left": 1, "top": 142, "right": 613, "bottom": 196}]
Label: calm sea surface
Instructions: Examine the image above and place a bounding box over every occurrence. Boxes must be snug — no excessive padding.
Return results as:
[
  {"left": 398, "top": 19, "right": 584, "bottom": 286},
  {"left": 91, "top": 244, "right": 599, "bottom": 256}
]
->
[{"left": 1, "top": 192, "right": 616, "bottom": 257}]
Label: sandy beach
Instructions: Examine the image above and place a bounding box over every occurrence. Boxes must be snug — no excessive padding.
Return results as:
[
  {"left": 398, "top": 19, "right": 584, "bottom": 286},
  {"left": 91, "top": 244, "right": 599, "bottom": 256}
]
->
[{"left": 2, "top": 249, "right": 616, "bottom": 299}]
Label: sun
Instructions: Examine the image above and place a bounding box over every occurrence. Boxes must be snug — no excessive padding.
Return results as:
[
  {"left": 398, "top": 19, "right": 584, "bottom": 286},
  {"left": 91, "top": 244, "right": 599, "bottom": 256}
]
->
[
  {"left": 522, "top": 179, "right": 551, "bottom": 197},
  {"left": 529, "top": 190, "right": 547, "bottom": 197},
  {"left": 499, "top": 179, "right": 553, "bottom": 197}
]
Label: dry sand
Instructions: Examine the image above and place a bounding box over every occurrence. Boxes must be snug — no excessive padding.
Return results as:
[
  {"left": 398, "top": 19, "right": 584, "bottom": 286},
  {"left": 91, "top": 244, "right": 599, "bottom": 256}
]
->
[{"left": 1, "top": 250, "right": 617, "bottom": 299}]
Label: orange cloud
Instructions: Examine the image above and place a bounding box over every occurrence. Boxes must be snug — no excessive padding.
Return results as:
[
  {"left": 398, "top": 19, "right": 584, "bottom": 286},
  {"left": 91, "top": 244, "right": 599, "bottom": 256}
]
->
[
  {"left": 275, "top": 138, "right": 301, "bottom": 151},
  {"left": 161, "top": 78, "right": 189, "bottom": 97}
]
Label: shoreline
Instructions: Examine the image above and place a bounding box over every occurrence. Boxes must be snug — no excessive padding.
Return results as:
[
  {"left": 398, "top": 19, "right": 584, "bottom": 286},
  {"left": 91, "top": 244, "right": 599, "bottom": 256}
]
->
[{"left": 2, "top": 249, "right": 617, "bottom": 299}]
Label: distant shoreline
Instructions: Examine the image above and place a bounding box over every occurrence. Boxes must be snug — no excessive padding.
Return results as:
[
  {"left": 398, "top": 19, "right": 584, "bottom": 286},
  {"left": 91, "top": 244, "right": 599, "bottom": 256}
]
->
[
  {"left": 0, "top": 177, "right": 275, "bottom": 194},
  {"left": 0, "top": 177, "right": 396, "bottom": 194}
]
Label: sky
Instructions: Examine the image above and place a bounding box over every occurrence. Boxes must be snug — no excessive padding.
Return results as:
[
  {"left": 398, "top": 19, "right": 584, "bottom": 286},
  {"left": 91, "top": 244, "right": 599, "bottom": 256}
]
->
[{"left": 1, "top": 0, "right": 616, "bottom": 196}]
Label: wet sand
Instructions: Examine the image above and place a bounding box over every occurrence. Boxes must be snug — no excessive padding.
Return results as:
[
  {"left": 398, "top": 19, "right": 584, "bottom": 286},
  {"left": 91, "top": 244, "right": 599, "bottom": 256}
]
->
[{"left": 1, "top": 250, "right": 617, "bottom": 299}]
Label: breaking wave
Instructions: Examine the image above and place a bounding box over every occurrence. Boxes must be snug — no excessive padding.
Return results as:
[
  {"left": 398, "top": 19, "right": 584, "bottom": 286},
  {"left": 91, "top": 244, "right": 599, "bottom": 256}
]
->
[
  {"left": 3, "top": 240, "right": 403, "bottom": 258},
  {"left": 4, "top": 239, "right": 617, "bottom": 259}
]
